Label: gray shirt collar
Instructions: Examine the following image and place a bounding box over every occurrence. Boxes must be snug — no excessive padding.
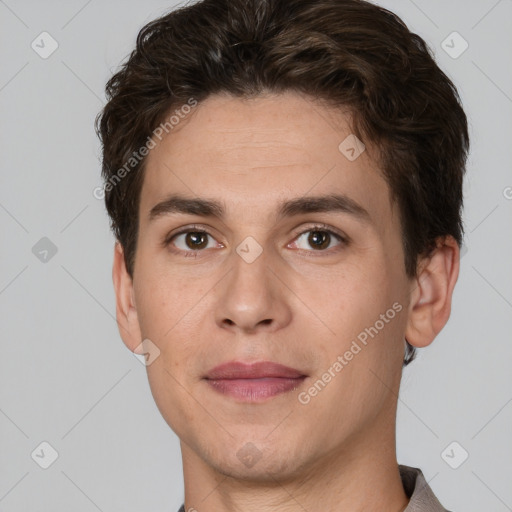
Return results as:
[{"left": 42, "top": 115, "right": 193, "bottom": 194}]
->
[{"left": 400, "top": 465, "right": 450, "bottom": 511}]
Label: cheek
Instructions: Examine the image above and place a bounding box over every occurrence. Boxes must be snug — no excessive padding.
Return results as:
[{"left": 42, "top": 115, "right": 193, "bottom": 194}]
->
[
  {"left": 316, "top": 264, "right": 392, "bottom": 331},
  {"left": 312, "top": 266, "right": 406, "bottom": 384},
  {"left": 134, "top": 264, "right": 209, "bottom": 373},
  {"left": 135, "top": 285, "right": 172, "bottom": 339},
  {"left": 134, "top": 255, "right": 199, "bottom": 338}
]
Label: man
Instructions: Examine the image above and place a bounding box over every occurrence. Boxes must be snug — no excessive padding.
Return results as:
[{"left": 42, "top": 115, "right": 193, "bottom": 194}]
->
[{"left": 96, "top": 0, "right": 469, "bottom": 510}]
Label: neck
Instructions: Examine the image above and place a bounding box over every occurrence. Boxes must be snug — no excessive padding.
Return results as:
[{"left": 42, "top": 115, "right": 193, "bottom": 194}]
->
[{"left": 180, "top": 418, "right": 409, "bottom": 512}]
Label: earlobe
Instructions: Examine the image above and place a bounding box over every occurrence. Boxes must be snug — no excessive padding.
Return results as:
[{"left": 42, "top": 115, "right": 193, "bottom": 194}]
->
[
  {"left": 405, "top": 236, "right": 460, "bottom": 349},
  {"left": 112, "top": 242, "right": 142, "bottom": 352}
]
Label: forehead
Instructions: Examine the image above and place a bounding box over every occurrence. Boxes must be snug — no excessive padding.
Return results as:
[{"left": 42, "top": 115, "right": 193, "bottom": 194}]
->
[{"left": 139, "top": 92, "right": 396, "bottom": 230}]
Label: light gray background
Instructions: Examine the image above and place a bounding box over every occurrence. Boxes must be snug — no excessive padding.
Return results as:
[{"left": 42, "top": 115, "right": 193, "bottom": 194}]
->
[{"left": 1, "top": 0, "right": 511, "bottom": 510}]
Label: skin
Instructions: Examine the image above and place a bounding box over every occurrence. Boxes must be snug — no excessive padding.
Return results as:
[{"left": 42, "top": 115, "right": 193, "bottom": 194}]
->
[{"left": 113, "top": 91, "right": 460, "bottom": 512}]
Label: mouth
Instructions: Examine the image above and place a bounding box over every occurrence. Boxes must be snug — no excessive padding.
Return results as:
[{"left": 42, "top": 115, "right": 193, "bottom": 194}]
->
[{"left": 203, "top": 361, "right": 308, "bottom": 402}]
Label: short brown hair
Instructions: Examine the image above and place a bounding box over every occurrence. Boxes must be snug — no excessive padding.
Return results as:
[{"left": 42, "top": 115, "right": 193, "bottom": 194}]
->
[{"left": 96, "top": 0, "right": 469, "bottom": 365}]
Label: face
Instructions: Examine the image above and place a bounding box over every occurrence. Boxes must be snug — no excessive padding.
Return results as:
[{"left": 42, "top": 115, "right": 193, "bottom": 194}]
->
[{"left": 119, "top": 92, "right": 417, "bottom": 480}]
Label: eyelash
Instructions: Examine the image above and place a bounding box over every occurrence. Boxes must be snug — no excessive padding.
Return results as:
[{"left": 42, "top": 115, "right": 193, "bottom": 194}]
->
[{"left": 162, "top": 223, "right": 348, "bottom": 257}]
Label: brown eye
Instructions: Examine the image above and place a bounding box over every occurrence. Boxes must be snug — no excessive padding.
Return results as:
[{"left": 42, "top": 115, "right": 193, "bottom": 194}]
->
[
  {"left": 292, "top": 228, "right": 344, "bottom": 252},
  {"left": 167, "top": 230, "right": 217, "bottom": 252},
  {"left": 184, "top": 232, "right": 209, "bottom": 250},
  {"left": 307, "top": 230, "right": 331, "bottom": 250}
]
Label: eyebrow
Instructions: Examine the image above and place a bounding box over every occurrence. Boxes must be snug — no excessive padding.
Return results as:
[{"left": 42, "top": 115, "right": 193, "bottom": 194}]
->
[{"left": 148, "top": 193, "right": 372, "bottom": 224}]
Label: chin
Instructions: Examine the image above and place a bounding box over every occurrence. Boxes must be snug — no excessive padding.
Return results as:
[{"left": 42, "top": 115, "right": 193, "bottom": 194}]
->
[
  {"left": 195, "top": 433, "right": 312, "bottom": 484},
  {"left": 212, "top": 454, "right": 304, "bottom": 483}
]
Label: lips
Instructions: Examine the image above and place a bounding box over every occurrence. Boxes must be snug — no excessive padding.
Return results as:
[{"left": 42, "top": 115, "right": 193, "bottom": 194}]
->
[
  {"left": 204, "top": 361, "right": 307, "bottom": 402},
  {"left": 205, "top": 361, "right": 306, "bottom": 380}
]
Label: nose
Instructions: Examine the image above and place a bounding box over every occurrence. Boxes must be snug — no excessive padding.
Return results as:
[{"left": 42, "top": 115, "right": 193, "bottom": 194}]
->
[{"left": 214, "top": 246, "right": 292, "bottom": 334}]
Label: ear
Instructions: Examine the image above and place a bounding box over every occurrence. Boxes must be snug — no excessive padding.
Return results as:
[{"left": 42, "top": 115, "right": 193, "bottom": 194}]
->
[
  {"left": 405, "top": 236, "right": 460, "bottom": 348},
  {"left": 112, "top": 241, "right": 142, "bottom": 352}
]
